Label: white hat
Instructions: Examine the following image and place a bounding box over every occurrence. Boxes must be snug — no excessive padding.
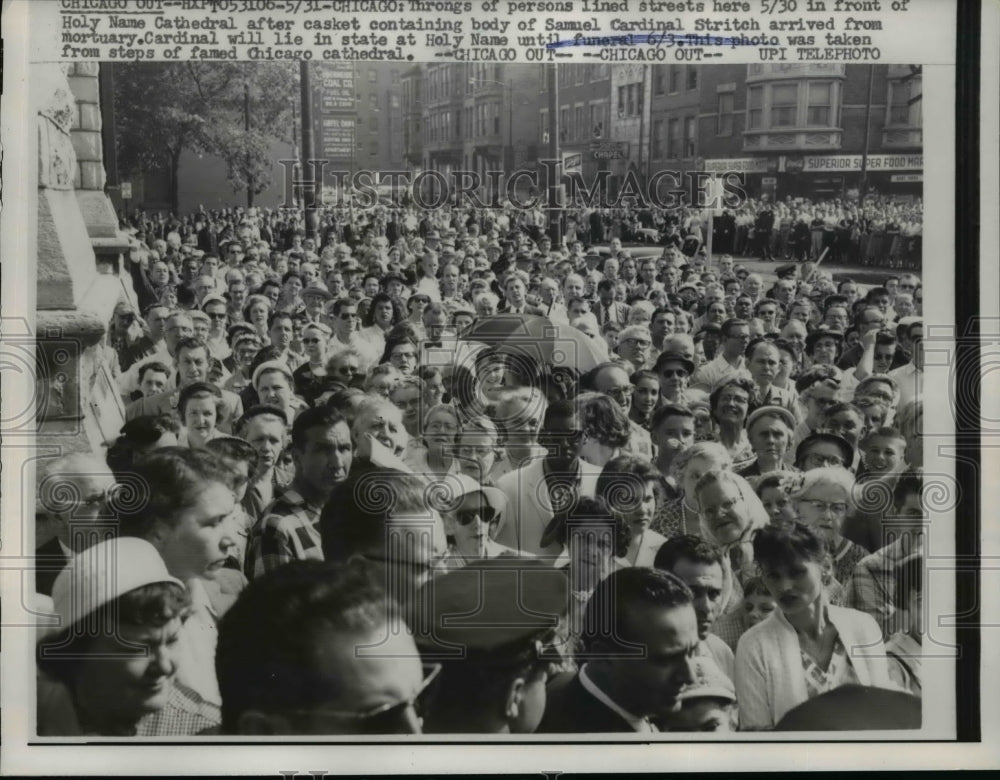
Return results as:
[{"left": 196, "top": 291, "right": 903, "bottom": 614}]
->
[
  {"left": 428, "top": 472, "right": 507, "bottom": 518},
  {"left": 51, "top": 538, "right": 183, "bottom": 630},
  {"left": 252, "top": 360, "right": 293, "bottom": 389}
]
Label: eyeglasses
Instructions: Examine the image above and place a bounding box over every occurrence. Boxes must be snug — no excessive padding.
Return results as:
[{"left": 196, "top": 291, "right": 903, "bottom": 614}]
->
[
  {"left": 339, "top": 312, "right": 359, "bottom": 320},
  {"left": 290, "top": 663, "right": 441, "bottom": 734},
  {"left": 455, "top": 508, "right": 498, "bottom": 526},
  {"left": 803, "top": 453, "right": 844, "bottom": 467},
  {"left": 603, "top": 387, "right": 632, "bottom": 402},
  {"left": 623, "top": 339, "right": 651, "bottom": 348},
  {"left": 302, "top": 337, "right": 322, "bottom": 344},
  {"left": 207, "top": 312, "right": 228, "bottom": 320},
  {"left": 659, "top": 369, "right": 689, "bottom": 379},
  {"left": 799, "top": 498, "right": 848, "bottom": 515}
]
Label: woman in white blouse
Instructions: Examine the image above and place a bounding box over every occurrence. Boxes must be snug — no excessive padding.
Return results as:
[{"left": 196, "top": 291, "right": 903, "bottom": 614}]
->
[{"left": 734, "top": 522, "right": 892, "bottom": 730}]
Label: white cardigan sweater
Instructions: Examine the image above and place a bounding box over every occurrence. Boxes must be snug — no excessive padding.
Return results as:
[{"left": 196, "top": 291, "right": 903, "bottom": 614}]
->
[{"left": 734, "top": 602, "right": 892, "bottom": 730}]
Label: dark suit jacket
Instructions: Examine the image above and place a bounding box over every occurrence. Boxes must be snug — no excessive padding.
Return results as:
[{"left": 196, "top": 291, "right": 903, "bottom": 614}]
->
[
  {"left": 535, "top": 671, "right": 636, "bottom": 733},
  {"left": 35, "top": 537, "right": 69, "bottom": 597}
]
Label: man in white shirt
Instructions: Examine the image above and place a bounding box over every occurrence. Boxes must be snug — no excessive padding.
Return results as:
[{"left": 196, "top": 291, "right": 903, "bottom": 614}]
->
[
  {"left": 887, "top": 321, "right": 923, "bottom": 410},
  {"left": 691, "top": 318, "right": 752, "bottom": 392}
]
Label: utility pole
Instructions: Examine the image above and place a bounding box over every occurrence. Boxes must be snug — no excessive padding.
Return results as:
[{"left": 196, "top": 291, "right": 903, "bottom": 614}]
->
[
  {"left": 547, "top": 63, "right": 562, "bottom": 248},
  {"left": 244, "top": 78, "right": 252, "bottom": 208},
  {"left": 859, "top": 64, "right": 875, "bottom": 200},
  {"left": 299, "top": 60, "right": 317, "bottom": 239}
]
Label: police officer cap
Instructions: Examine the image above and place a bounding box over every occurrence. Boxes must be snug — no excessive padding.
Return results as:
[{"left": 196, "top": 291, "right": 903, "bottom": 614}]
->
[{"left": 416, "top": 558, "right": 568, "bottom": 662}]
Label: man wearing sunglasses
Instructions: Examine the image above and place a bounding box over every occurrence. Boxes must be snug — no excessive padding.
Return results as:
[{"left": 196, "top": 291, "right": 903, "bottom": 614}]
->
[
  {"left": 217, "top": 559, "right": 432, "bottom": 735},
  {"left": 416, "top": 558, "right": 569, "bottom": 733}
]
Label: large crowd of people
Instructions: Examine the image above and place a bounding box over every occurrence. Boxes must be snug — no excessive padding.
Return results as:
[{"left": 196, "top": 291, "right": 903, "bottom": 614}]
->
[{"left": 34, "top": 196, "right": 925, "bottom": 736}]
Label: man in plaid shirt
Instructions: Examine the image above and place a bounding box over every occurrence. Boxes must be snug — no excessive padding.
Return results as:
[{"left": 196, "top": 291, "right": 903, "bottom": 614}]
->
[{"left": 245, "top": 407, "right": 354, "bottom": 577}]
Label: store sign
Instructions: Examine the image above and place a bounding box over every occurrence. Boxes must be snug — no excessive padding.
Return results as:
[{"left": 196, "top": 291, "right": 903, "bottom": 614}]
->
[
  {"left": 703, "top": 158, "right": 770, "bottom": 173},
  {"left": 890, "top": 173, "right": 923, "bottom": 182},
  {"left": 563, "top": 152, "right": 583, "bottom": 174},
  {"left": 591, "top": 141, "right": 627, "bottom": 160},
  {"left": 803, "top": 154, "right": 923, "bottom": 172}
]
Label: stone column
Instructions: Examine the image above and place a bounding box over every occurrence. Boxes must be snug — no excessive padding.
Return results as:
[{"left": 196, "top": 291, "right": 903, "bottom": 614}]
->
[{"left": 35, "top": 63, "right": 126, "bottom": 458}]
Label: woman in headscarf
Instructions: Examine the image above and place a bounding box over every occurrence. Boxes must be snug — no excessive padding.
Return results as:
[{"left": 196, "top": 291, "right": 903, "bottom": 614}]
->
[
  {"left": 651, "top": 441, "right": 733, "bottom": 541},
  {"left": 692, "top": 469, "right": 771, "bottom": 612}
]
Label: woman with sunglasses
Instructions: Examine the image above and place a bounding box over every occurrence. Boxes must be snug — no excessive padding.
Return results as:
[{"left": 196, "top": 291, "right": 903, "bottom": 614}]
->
[
  {"left": 438, "top": 474, "right": 518, "bottom": 567},
  {"left": 291, "top": 323, "right": 333, "bottom": 407}
]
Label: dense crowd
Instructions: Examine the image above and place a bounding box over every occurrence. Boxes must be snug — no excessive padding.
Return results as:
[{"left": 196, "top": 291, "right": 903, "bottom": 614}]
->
[{"left": 35, "top": 198, "right": 925, "bottom": 737}]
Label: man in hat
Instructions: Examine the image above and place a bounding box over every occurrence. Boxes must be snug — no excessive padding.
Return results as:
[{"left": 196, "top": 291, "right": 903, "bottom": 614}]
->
[
  {"left": 788, "top": 364, "right": 844, "bottom": 456},
  {"left": 416, "top": 559, "right": 569, "bottom": 733},
  {"left": 537, "top": 567, "right": 699, "bottom": 732},
  {"left": 795, "top": 431, "right": 855, "bottom": 472},
  {"left": 657, "top": 655, "right": 737, "bottom": 732},
  {"left": 301, "top": 284, "right": 332, "bottom": 323}
]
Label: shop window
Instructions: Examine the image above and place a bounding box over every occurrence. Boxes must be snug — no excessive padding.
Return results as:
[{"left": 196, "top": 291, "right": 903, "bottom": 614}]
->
[{"left": 652, "top": 119, "right": 664, "bottom": 158}]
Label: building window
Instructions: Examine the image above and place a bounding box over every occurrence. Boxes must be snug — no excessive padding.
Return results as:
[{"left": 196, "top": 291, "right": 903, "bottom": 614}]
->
[
  {"left": 390, "top": 94, "right": 400, "bottom": 109},
  {"left": 575, "top": 65, "right": 585, "bottom": 85},
  {"left": 717, "top": 92, "right": 734, "bottom": 135},
  {"left": 560, "top": 107, "right": 570, "bottom": 141},
  {"left": 686, "top": 67, "right": 698, "bottom": 91},
  {"left": 652, "top": 119, "right": 664, "bottom": 158},
  {"left": 888, "top": 76, "right": 921, "bottom": 125},
  {"left": 494, "top": 102, "right": 501, "bottom": 135},
  {"left": 771, "top": 83, "right": 797, "bottom": 127},
  {"left": 684, "top": 116, "right": 696, "bottom": 157},
  {"left": 574, "top": 105, "right": 584, "bottom": 139},
  {"left": 668, "top": 117, "right": 681, "bottom": 158},
  {"left": 807, "top": 82, "right": 832, "bottom": 126},
  {"left": 370, "top": 94, "right": 379, "bottom": 110},
  {"left": 655, "top": 66, "right": 666, "bottom": 95},
  {"left": 590, "top": 102, "right": 606, "bottom": 139},
  {"left": 747, "top": 86, "right": 763, "bottom": 129},
  {"left": 391, "top": 71, "right": 400, "bottom": 84},
  {"left": 368, "top": 69, "right": 377, "bottom": 83},
  {"left": 618, "top": 85, "right": 626, "bottom": 116},
  {"left": 669, "top": 66, "right": 680, "bottom": 93}
]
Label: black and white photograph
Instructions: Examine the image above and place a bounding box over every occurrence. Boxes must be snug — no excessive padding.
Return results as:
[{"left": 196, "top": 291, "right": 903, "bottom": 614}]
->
[{"left": 1, "top": 0, "right": 993, "bottom": 773}]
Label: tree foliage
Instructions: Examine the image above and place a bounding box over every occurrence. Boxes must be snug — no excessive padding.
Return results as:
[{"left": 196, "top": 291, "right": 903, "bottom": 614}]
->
[{"left": 113, "top": 62, "right": 296, "bottom": 211}]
